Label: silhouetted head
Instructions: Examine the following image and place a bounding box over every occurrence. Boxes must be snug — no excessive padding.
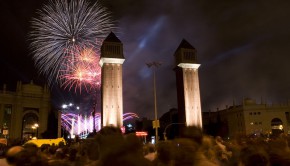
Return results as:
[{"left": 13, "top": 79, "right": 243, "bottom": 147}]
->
[
  {"left": 239, "top": 146, "right": 270, "bottom": 166},
  {"left": 99, "top": 125, "right": 122, "bottom": 136},
  {"left": 5, "top": 146, "right": 26, "bottom": 165},
  {"left": 156, "top": 141, "right": 173, "bottom": 164},
  {"left": 181, "top": 126, "right": 203, "bottom": 144},
  {"left": 172, "top": 138, "right": 199, "bottom": 165}
]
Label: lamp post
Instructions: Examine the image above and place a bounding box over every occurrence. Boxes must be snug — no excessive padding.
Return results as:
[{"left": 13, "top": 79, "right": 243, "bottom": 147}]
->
[
  {"left": 34, "top": 123, "right": 39, "bottom": 138},
  {"left": 32, "top": 126, "right": 36, "bottom": 138},
  {"left": 146, "top": 62, "right": 161, "bottom": 144},
  {"left": 31, "top": 123, "right": 38, "bottom": 138},
  {"left": 92, "top": 103, "right": 96, "bottom": 134},
  {"left": 92, "top": 82, "right": 100, "bottom": 134}
]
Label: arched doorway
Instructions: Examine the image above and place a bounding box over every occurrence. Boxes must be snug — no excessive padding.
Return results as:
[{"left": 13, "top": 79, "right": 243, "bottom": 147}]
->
[
  {"left": 22, "top": 112, "right": 39, "bottom": 140},
  {"left": 271, "top": 118, "right": 284, "bottom": 136}
]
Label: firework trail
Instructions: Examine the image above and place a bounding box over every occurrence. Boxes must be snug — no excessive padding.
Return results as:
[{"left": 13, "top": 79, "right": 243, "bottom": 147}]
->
[
  {"left": 59, "top": 45, "right": 101, "bottom": 93},
  {"left": 29, "top": 0, "right": 116, "bottom": 87}
]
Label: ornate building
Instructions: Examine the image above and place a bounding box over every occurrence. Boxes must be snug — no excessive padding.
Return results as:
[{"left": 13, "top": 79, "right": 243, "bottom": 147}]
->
[
  {"left": 100, "top": 32, "right": 125, "bottom": 127},
  {"left": 0, "top": 81, "right": 51, "bottom": 139},
  {"left": 174, "top": 39, "right": 203, "bottom": 127}
]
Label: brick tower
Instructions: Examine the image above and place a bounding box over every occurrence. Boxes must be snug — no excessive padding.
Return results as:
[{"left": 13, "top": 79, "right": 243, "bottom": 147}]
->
[
  {"left": 174, "top": 39, "right": 202, "bottom": 127},
  {"left": 100, "top": 32, "right": 125, "bottom": 127}
]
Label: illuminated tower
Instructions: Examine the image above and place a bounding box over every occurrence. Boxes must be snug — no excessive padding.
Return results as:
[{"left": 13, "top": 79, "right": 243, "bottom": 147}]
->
[
  {"left": 100, "top": 32, "right": 125, "bottom": 127},
  {"left": 174, "top": 39, "right": 202, "bottom": 127}
]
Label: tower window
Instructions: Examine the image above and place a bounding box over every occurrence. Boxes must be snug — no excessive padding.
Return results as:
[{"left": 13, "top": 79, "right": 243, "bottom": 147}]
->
[
  {"left": 183, "top": 51, "right": 195, "bottom": 61},
  {"left": 105, "top": 45, "right": 121, "bottom": 54}
]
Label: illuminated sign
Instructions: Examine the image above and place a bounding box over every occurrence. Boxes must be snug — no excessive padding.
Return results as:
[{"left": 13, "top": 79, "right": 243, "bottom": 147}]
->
[{"left": 135, "top": 131, "right": 148, "bottom": 136}]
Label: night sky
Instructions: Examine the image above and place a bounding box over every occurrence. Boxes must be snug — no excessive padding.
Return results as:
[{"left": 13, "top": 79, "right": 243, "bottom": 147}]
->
[{"left": 1, "top": 0, "right": 290, "bottom": 119}]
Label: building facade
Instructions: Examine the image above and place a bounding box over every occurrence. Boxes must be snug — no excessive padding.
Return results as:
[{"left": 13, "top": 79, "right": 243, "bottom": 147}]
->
[
  {"left": 203, "top": 98, "right": 290, "bottom": 138},
  {"left": 100, "top": 32, "right": 125, "bottom": 127},
  {"left": 0, "top": 81, "right": 51, "bottom": 140}
]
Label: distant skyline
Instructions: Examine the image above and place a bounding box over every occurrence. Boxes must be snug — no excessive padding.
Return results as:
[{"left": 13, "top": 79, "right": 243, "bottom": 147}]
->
[{"left": 1, "top": 0, "right": 290, "bottom": 119}]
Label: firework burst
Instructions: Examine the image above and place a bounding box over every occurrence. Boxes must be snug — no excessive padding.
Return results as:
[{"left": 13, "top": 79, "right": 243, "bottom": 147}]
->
[
  {"left": 29, "top": 0, "right": 116, "bottom": 86},
  {"left": 59, "top": 45, "right": 101, "bottom": 93}
]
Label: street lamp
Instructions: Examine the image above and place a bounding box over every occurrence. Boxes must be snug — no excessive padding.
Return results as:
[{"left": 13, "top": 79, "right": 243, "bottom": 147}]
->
[
  {"left": 32, "top": 123, "right": 39, "bottom": 138},
  {"left": 146, "top": 61, "right": 161, "bottom": 144},
  {"left": 2, "top": 123, "right": 8, "bottom": 139}
]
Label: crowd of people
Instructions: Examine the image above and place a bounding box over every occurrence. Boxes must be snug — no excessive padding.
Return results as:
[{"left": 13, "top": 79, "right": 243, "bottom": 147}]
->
[{"left": 0, "top": 126, "right": 290, "bottom": 166}]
